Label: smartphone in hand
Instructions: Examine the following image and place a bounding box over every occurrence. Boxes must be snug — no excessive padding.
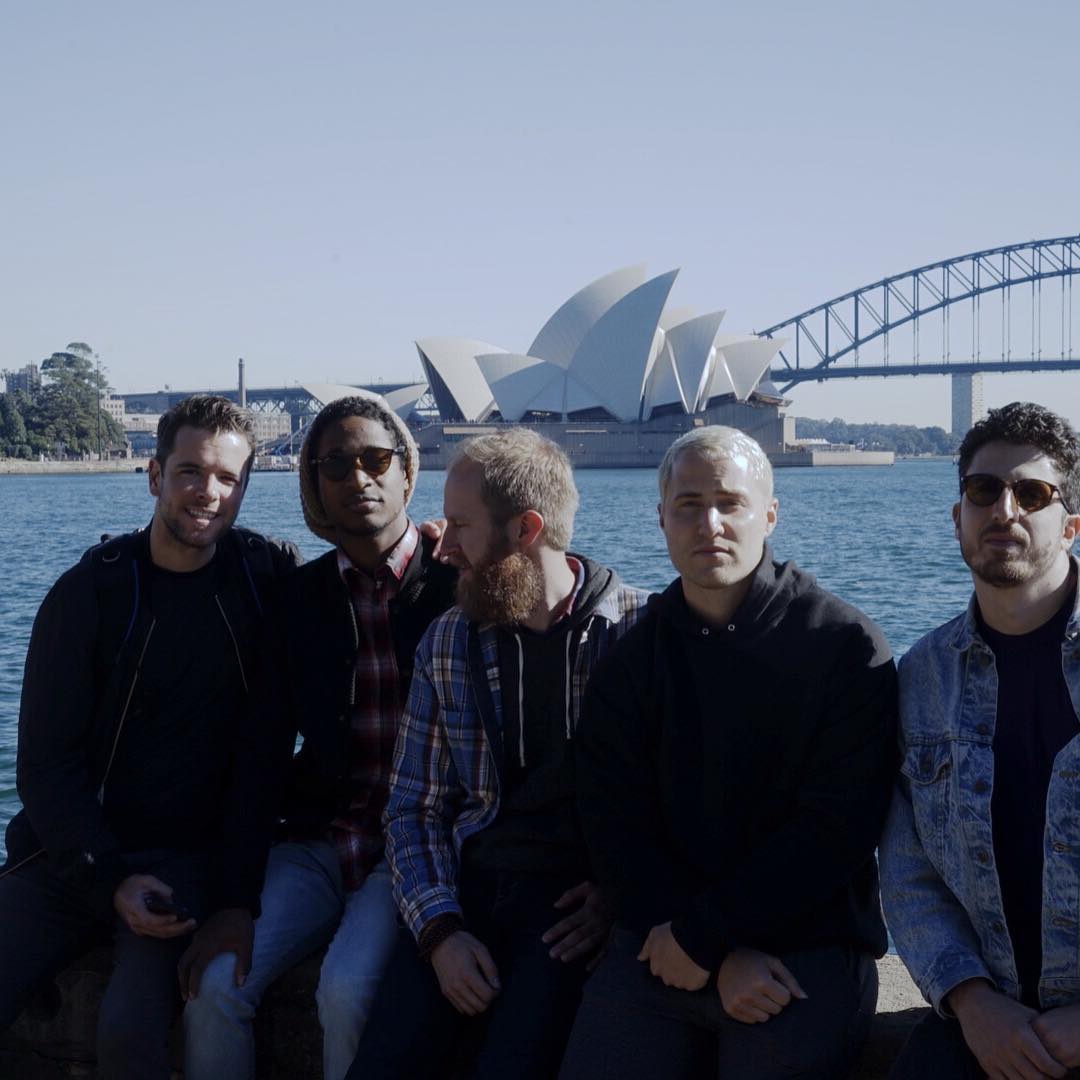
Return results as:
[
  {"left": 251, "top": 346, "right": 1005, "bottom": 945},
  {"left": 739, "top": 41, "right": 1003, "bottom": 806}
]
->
[{"left": 143, "top": 891, "right": 193, "bottom": 920}]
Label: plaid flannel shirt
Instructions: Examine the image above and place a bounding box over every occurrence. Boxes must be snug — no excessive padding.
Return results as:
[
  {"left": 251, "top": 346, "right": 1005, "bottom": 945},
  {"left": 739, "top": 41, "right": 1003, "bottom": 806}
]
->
[
  {"left": 328, "top": 524, "right": 418, "bottom": 890},
  {"left": 384, "top": 569, "right": 649, "bottom": 940}
]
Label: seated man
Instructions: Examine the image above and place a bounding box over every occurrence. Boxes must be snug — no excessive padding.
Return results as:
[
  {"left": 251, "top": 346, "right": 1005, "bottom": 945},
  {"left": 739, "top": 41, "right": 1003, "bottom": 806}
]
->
[
  {"left": 348, "top": 428, "right": 647, "bottom": 1080},
  {"left": 0, "top": 395, "right": 299, "bottom": 1079},
  {"left": 881, "top": 402, "right": 1080, "bottom": 1080},
  {"left": 560, "top": 425, "right": 898, "bottom": 1080},
  {"left": 182, "top": 395, "right": 457, "bottom": 1080}
]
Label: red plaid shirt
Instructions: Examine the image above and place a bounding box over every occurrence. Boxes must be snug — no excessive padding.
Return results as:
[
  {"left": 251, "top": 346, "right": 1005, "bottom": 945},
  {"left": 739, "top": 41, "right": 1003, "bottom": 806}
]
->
[{"left": 329, "top": 523, "right": 419, "bottom": 891}]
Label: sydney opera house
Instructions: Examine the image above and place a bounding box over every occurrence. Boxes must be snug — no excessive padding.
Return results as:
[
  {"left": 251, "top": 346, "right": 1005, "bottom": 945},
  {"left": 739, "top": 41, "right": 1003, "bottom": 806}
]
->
[{"left": 410, "top": 265, "right": 798, "bottom": 468}]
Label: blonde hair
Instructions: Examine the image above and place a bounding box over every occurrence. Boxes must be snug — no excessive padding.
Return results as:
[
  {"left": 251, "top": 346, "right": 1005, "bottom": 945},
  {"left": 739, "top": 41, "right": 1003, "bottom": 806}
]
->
[
  {"left": 451, "top": 428, "right": 579, "bottom": 550},
  {"left": 658, "top": 425, "right": 773, "bottom": 499}
]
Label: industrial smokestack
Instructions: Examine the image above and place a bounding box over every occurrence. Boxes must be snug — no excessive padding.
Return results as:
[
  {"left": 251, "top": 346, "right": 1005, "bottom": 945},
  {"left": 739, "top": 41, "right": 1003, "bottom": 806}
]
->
[{"left": 238, "top": 357, "right": 247, "bottom": 409}]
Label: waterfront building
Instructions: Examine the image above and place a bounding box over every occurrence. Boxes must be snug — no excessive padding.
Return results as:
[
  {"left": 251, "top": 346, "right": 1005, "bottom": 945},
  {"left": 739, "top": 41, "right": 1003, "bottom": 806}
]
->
[
  {"left": 4, "top": 364, "right": 42, "bottom": 398},
  {"left": 411, "top": 266, "right": 887, "bottom": 468}
]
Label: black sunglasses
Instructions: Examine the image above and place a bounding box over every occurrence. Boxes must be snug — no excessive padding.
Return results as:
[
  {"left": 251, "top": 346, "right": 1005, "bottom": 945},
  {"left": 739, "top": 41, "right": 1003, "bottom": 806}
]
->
[
  {"left": 310, "top": 447, "right": 403, "bottom": 482},
  {"left": 959, "top": 473, "right": 1072, "bottom": 514}
]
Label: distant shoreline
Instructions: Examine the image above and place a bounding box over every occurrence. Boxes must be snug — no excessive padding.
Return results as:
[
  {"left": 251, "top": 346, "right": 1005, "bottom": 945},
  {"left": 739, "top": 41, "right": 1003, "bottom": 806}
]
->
[{"left": 0, "top": 459, "right": 152, "bottom": 475}]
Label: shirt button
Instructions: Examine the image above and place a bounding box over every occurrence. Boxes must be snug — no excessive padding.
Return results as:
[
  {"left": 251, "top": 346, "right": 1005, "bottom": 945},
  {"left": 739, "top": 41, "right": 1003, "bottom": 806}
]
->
[
  {"left": 992, "top": 921, "right": 1005, "bottom": 934},
  {"left": 701, "top": 627, "right": 709, "bottom": 636},
  {"left": 727, "top": 624, "right": 736, "bottom": 632},
  {"left": 976, "top": 850, "right": 990, "bottom": 865},
  {"left": 1053, "top": 841, "right": 1069, "bottom": 854},
  {"left": 976, "top": 723, "right": 992, "bottom": 736},
  {"left": 974, "top": 780, "right": 989, "bottom": 794}
]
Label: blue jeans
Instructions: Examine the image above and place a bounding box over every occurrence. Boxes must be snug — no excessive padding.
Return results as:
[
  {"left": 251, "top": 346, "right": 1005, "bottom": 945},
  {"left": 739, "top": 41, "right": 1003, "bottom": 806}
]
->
[{"left": 183, "top": 841, "right": 398, "bottom": 1080}]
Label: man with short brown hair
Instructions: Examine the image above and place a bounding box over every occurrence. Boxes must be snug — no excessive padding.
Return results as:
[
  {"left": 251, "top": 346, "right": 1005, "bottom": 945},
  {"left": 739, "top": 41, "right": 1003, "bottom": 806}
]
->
[{"left": 0, "top": 395, "right": 299, "bottom": 1079}]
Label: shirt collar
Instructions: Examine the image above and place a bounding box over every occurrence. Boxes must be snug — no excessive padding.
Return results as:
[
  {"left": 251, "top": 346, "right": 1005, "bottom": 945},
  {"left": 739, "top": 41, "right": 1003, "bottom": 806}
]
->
[
  {"left": 336, "top": 521, "right": 419, "bottom": 584},
  {"left": 549, "top": 555, "right": 585, "bottom": 625}
]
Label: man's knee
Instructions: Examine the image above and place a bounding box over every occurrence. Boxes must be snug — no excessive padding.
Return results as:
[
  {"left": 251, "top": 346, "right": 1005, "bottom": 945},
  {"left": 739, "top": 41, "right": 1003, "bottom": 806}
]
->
[{"left": 185, "top": 952, "right": 259, "bottom": 1025}]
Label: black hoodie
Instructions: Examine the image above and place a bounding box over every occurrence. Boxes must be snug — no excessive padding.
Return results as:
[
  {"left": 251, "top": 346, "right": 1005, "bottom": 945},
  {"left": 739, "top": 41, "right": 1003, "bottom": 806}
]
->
[
  {"left": 463, "top": 556, "right": 629, "bottom": 878},
  {"left": 576, "top": 546, "right": 898, "bottom": 972}
]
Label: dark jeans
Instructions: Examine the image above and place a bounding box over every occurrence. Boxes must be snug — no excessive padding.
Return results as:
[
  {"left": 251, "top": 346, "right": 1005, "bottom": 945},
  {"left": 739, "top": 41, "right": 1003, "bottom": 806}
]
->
[
  {"left": 347, "top": 868, "right": 591, "bottom": 1080},
  {"left": 889, "top": 1009, "right": 1080, "bottom": 1079},
  {"left": 0, "top": 848, "right": 213, "bottom": 1080},
  {"left": 559, "top": 929, "right": 877, "bottom": 1080},
  {"left": 889, "top": 1011, "right": 985, "bottom": 1079}
]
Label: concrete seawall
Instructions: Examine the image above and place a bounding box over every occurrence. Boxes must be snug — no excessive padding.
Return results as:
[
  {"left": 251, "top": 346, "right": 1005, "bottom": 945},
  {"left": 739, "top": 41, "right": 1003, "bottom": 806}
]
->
[
  {"left": 0, "top": 460, "right": 152, "bottom": 475},
  {"left": 0, "top": 950, "right": 927, "bottom": 1078}
]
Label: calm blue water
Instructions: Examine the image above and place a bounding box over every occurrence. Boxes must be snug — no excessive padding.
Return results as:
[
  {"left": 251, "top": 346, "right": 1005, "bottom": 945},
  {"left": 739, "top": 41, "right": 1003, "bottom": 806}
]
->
[{"left": 0, "top": 461, "right": 972, "bottom": 857}]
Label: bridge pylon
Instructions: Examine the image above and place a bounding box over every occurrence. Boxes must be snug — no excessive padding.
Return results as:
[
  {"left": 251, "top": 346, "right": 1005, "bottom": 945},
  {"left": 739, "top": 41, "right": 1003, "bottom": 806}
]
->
[{"left": 951, "top": 373, "right": 985, "bottom": 438}]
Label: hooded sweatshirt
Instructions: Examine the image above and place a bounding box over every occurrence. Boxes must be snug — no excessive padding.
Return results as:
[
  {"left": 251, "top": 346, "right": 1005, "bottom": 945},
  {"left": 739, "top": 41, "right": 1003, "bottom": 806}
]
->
[
  {"left": 462, "top": 557, "right": 621, "bottom": 878},
  {"left": 576, "top": 547, "right": 898, "bottom": 972}
]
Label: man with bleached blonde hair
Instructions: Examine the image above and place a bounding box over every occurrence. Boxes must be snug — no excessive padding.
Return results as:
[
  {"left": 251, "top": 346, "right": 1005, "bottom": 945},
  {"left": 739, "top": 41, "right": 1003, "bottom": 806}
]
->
[
  {"left": 561, "top": 424, "right": 898, "bottom": 1080},
  {"left": 347, "top": 428, "right": 647, "bottom": 1080}
]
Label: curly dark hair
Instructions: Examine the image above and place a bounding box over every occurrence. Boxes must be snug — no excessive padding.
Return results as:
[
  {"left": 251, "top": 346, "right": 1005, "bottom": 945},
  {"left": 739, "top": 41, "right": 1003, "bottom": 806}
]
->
[
  {"left": 957, "top": 401, "right": 1080, "bottom": 513},
  {"left": 155, "top": 395, "right": 255, "bottom": 466}
]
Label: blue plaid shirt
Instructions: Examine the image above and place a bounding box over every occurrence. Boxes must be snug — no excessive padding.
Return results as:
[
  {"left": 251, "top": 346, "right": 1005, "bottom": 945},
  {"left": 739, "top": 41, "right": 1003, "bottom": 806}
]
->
[{"left": 384, "top": 569, "right": 649, "bottom": 939}]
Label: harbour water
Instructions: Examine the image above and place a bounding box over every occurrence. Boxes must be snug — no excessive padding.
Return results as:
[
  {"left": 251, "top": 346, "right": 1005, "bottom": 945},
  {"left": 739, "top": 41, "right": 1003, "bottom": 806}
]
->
[{"left": 0, "top": 460, "right": 972, "bottom": 857}]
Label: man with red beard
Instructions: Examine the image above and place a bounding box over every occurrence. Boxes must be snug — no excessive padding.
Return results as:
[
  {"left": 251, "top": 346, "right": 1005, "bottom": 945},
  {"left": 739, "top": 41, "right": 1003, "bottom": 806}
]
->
[
  {"left": 346, "top": 428, "right": 647, "bottom": 1080},
  {"left": 882, "top": 402, "right": 1080, "bottom": 1080}
]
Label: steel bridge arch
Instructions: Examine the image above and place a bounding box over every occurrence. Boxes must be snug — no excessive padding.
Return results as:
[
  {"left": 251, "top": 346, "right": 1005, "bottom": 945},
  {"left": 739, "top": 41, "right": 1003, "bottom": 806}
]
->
[{"left": 759, "top": 233, "right": 1080, "bottom": 393}]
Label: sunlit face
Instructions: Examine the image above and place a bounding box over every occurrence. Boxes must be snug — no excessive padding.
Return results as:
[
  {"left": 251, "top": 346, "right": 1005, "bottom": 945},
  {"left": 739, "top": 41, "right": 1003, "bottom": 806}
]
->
[
  {"left": 442, "top": 459, "right": 541, "bottom": 623},
  {"left": 953, "top": 441, "right": 1079, "bottom": 589},
  {"left": 659, "top": 449, "right": 778, "bottom": 602},
  {"left": 149, "top": 425, "right": 251, "bottom": 555},
  {"left": 314, "top": 416, "right": 409, "bottom": 541},
  {"left": 441, "top": 459, "right": 506, "bottom": 577}
]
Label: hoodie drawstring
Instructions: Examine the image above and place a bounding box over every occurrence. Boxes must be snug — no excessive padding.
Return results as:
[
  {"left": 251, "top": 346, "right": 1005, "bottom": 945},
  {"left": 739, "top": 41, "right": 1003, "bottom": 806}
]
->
[{"left": 515, "top": 632, "right": 526, "bottom": 767}]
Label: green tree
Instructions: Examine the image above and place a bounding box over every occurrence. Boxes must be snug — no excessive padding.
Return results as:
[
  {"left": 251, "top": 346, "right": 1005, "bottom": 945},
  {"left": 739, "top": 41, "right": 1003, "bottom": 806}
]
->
[
  {"left": 0, "top": 390, "right": 32, "bottom": 457},
  {"left": 23, "top": 344, "right": 126, "bottom": 457}
]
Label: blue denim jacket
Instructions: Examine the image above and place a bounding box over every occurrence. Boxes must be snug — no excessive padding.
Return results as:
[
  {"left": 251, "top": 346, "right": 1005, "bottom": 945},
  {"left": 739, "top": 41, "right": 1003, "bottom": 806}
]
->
[{"left": 880, "top": 572, "right": 1080, "bottom": 1014}]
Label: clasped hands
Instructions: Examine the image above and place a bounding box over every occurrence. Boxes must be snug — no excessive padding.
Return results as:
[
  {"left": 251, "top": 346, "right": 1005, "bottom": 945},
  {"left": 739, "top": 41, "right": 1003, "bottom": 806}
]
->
[
  {"left": 638, "top": 922, "right": 807, "bottom": 1024},
  {"left": 431, "top": 880, "right": 611, "bottom": 1015},
  {"left": 950, "top": 978, "right": 1080, "bottom": 1080}
]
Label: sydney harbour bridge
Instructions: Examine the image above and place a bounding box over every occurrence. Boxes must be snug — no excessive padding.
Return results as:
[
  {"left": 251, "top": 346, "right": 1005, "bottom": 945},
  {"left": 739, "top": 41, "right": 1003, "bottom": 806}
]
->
[
  {"left": 759, "top": 233, "right": 1080, "bottom": 431},
  {"left": 120, "top": 233, "right": 1080, "bottom": 441}
]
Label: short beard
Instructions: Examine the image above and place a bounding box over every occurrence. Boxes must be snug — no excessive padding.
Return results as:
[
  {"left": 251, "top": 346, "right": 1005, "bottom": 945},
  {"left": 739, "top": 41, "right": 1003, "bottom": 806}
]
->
[{"left": 456, "top": 548, "right": 543, "bottom": 625}]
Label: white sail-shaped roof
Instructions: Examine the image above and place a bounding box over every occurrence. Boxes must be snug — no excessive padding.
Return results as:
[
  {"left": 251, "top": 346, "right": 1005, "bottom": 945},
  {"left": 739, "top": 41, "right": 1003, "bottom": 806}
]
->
[
  {"left": 415, "top": 338, "right": 501, "bottom": 422},
  {"left": 716, "top": 335, "right": 787, "bottom": 401},
  {"left": 528, "top": 266, "right": 646, "bottom": 369},
  {"left": 380, "top": 382, "right": 428, "bottom": 419},
  {"left": 700, "top": 347, "right": 737, "bottom": 404},
  {"left": 567, "top": 270, "right": 679, "bottom": 422},
  {"left": 475, "top": 354, "right": 559, "bottom": 422},
  {"left": 665, "top": 311, "right": 727, "bottom": 413},
  {"left": 641, "top": 340, "right": 686, "bottom": 417},
  {"left": 301, "top": 382, "right": 383, "bottom": 407}
]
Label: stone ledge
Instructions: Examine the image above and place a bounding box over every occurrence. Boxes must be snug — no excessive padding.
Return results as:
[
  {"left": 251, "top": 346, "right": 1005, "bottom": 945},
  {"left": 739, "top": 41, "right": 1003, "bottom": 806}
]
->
[{"left": 1, "top": 950, "right": 927, "bottom": 1079}]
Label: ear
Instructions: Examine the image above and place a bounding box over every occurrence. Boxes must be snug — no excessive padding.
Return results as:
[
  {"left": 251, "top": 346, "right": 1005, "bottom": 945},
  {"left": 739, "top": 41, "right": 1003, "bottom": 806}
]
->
[
  {"left": 1062, "top": 512, "right": 1080, "bottom": 550},
  {"left": 148, "top": 457, "right": 162, "bottom": 497},
  {"left": 657, "top": 500, "right": 664, "bottom": 531},
  {"left": 763, "top": 497, "right": 779, "bottom": 537},
  {"left": 951, "top": 501, "right": 961, "bottom": 539},
  {"left": 516, "top": 509, "right": 545, "bottom": 549}
]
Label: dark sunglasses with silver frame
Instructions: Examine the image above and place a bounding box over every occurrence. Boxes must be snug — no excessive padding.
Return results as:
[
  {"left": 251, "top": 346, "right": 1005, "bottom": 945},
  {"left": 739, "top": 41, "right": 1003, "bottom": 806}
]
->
[
  {"left": 311, "top": 447, "right": 404, "bottom": 482},
  {"left": 959, "top": 473, "right": 1073, "bottom": 515}
]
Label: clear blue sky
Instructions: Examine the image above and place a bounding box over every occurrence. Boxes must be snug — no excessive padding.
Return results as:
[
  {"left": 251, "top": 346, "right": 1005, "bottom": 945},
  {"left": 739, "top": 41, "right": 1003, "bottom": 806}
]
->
[{"left": 3, "top": 1, "right": 1078, "bottom": 428}]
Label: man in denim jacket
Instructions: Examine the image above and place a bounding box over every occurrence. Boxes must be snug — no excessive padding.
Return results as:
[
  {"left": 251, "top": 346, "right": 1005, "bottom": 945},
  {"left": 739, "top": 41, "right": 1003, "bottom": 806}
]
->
[{"left": 881, "top": 402, "right": 1080, "bottom": 1080}]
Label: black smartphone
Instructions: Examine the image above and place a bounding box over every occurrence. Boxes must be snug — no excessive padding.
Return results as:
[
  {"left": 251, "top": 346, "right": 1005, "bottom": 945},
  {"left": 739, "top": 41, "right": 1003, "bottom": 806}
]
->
[{"left": 143, "top": 891, "right": 193, "bottom": 920}]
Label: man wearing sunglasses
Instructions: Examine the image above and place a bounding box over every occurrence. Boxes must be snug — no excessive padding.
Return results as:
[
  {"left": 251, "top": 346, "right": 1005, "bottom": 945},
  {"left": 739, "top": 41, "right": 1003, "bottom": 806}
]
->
[
  {"left": 881, "top": 401, "right": 1080, "bottom": 1080},
  {"left": 182, "top": 395, "right": 457, "bottom": 1080}
]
